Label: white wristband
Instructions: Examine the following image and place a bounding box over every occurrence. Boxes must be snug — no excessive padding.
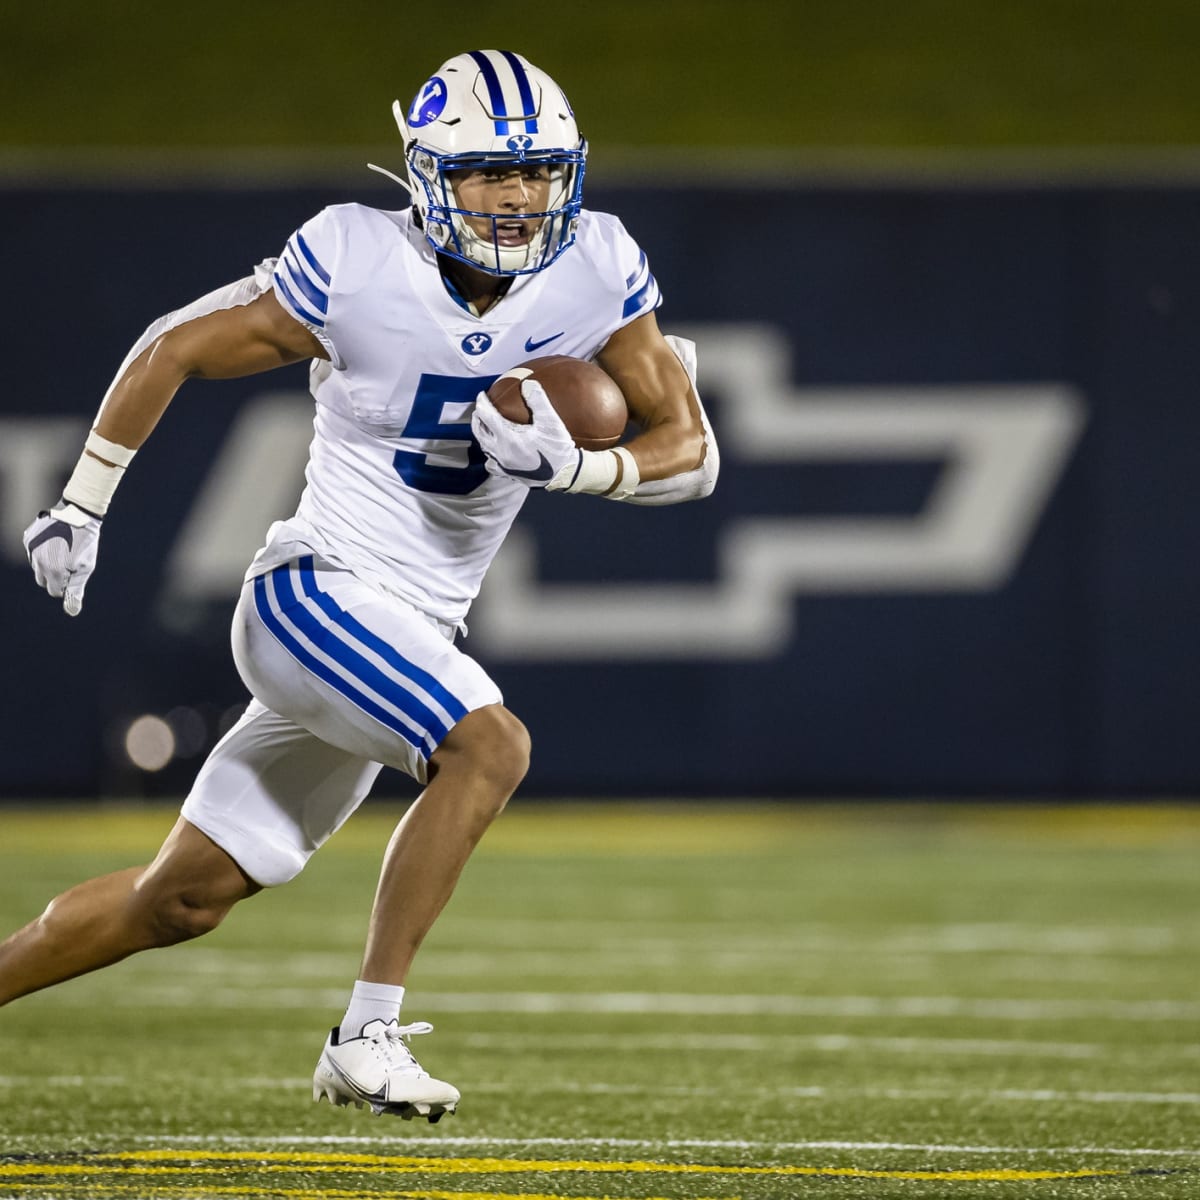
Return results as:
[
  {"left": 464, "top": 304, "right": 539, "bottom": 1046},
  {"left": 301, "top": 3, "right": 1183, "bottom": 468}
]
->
[{"left": 62, "top": 431, "right": 137, "bottom": 517}]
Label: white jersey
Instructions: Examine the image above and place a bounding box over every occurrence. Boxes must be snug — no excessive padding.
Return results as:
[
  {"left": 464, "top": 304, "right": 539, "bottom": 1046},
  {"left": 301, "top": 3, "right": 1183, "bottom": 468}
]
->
[{"left": 247, "top": 204, "right": 662, "bottom": 626}]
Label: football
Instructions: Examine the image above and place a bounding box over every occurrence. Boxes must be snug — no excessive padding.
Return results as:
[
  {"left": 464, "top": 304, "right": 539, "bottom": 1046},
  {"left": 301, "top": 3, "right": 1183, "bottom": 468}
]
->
[{"left": 487, "top": 355, "right": 628, "bottom": 450}]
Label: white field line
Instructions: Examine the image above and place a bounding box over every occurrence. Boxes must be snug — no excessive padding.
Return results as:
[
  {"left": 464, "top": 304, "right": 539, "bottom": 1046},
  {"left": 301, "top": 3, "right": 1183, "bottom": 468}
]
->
[
  {"left": 459, "top": 1031, "right": 1112, "bottom": 1059},
  {"left": 173, "top": 923, "right": 1194, "bottom": 968},
  {"left": 421, "top": 992, "right": 1200, "bottom": 1021},
  {"left": 38, "top": 986, "right": 1200, "bottom": 1021},
  {"left": 464, "top": 1082, "right": 1200, "bottom": 1106},
  {"left": 150, "top": 954, "right": 1193, "bottom": 985},
  {"left": 111, "top": 1133, "right": 1200, "bottom": 1159},
  {"left": 427, "top": 917, "right": 1196, "bottom": 955},
  {"left": 6, "top": 1075, "right": 1199, "bottom": 1107}
]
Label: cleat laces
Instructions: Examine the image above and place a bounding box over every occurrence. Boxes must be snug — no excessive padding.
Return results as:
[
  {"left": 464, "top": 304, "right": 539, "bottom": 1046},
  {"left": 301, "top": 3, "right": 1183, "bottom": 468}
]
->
[{"left": 371, "top": 1020, "right": 435, "bottom": 1078}]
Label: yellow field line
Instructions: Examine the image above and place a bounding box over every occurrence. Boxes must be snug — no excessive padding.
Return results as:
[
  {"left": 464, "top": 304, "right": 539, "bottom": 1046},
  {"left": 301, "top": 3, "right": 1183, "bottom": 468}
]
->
[
  {"left": 0, "top": 1149, "right": 1132, "bottom": 1184},
  {"left": 0, "top": 1183, "right": 714, "bottom": 1200}
]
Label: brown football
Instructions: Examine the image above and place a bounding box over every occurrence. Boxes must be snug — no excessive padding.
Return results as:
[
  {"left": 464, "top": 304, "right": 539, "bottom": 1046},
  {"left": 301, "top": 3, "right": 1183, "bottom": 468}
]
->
[{"left": 487, "top": 355, "right": 628, "bottom": 450}]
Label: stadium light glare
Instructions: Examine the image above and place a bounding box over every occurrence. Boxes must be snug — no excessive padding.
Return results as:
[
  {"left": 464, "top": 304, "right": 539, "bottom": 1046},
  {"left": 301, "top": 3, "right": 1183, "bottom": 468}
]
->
[{"left": 124, "top": 714, "right": 176, "bottom": 772}]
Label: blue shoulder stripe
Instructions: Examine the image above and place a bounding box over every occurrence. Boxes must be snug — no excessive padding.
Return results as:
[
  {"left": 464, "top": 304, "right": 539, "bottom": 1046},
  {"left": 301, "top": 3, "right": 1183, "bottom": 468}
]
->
[
  {"left": 622, "top": 273, "right": 660, "bottom": 319},
  {"left": 625, "top": 250, "right": 648, "bottom": 290},
  {"left": 294, "top": 230, "right": 331, "bottom": 285},
  {"left": 283, "top": 252, "right": 329, "bottom": 315},
  {"left": 273, "top": 270, "right": 326, "bottom": 328}
]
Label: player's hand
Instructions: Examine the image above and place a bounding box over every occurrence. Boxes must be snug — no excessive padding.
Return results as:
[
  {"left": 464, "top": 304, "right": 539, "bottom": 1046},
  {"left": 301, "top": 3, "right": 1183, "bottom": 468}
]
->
[
  {"left": 472, "top": 379, "right": 580, "bottom": 488},
  {"left": 23, "top": 502, "right": 103, "bottom": 617}
]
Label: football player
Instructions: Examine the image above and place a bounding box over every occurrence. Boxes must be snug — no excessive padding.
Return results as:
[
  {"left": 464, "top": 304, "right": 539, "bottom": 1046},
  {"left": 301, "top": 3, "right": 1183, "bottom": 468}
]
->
[{"left": 6, "top": 50, "right": 718, "bottom": 1121}]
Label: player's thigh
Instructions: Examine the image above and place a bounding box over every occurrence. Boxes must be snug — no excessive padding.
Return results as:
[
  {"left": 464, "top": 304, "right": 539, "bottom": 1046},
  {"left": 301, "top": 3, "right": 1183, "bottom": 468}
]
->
[
  {"left": 180, "top": 699, "right": 383, "bottom": 887},
  {"left": 233, "top": 556, "right": 503, "bottom": 782}
]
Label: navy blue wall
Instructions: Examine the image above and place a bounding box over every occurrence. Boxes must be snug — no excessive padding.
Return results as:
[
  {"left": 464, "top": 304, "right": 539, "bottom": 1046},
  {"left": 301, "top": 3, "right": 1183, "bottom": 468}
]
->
[{"left": 3, "top": 181, "right": 1198, "bottom": 797}]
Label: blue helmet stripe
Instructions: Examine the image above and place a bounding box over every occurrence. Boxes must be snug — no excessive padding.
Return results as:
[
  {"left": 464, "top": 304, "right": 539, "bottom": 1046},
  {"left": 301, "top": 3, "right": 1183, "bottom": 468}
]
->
[
  {"left": 498, "top": 49, "right": 539, "bottom": 133},
  {"left": 468, "top": 50, "right": 511, "bottom": 134}
]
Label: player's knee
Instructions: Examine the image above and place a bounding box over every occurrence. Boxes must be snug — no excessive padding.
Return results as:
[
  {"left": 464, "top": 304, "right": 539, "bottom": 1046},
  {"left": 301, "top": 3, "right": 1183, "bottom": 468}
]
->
[
  {"left": 441, "top": 704, "right": 531, "bottom": 799},
  {"left": 141, "top": 890, "right": 233, "bottom": 946},
  {"left": 480, "top": 705, "right": 531, "bottom": 795}
]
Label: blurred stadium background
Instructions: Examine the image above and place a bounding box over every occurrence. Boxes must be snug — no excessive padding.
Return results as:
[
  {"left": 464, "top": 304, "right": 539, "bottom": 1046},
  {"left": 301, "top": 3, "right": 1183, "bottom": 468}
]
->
[{"left": 4, "top": 0, "right": 1200, "bottom": 802}]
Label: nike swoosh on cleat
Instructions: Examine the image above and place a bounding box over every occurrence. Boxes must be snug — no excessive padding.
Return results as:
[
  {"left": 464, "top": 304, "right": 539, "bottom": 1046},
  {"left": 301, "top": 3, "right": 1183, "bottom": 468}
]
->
[
  {"left": 506, "top": 454, "right": 556, "bottom": 482},
  {"left": 524, "top": 332, "right": 565, "bottom": 352}
]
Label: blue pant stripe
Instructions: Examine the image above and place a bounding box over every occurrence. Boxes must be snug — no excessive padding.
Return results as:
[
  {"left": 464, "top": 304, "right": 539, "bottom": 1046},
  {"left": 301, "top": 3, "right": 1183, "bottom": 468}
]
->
[
  {"left": 253, "top": 574, "right": 429, "bottom": 753},
  {"left": 270, "top": 564, "right": 455, "bottom": 746},
  {"left": 295, "top": 557, "right": 469, "bottom": 722}
]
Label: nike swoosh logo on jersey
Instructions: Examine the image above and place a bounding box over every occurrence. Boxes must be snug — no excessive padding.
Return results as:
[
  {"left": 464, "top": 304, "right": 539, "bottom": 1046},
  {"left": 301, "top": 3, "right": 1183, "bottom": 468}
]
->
[
  {"left": 506, "top": 454, "right": 556, "bottom": 482},
  {"left": 524, "top": 332, "right": 565, "bottom": 352}
]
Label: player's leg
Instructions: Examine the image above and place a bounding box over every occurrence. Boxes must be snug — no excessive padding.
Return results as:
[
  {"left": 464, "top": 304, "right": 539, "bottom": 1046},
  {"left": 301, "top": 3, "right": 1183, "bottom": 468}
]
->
[
  {"left": 0, "top": 692, "right": 381, "bottom": 1008},
  {"left": 239, "top": 555, "right": 523, "bottom": 1118},
  {"left": 0, "top": 816, "right": 260, "bottom": 1007},
  {"left": 357, "top": 701, "right": 528, "bottom": 986},
  {"left": 239, "top": 556, "right": 525, "bottom": 983}
]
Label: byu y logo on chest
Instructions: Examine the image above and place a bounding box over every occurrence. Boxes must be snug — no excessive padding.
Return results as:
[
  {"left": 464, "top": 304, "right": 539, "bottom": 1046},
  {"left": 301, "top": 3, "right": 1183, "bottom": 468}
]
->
[{"left": 461, "top": 333, "right": 494, "bottom": 356}]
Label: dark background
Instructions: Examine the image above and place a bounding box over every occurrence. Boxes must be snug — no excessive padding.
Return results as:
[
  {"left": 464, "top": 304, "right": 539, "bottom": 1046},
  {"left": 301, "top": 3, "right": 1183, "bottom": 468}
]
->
[
  {"left": 4, "top": 1, "right": 1199, "bottom": 801},
  {"left": 3, "top": 179, "right": 1198, "bottom": 799}
]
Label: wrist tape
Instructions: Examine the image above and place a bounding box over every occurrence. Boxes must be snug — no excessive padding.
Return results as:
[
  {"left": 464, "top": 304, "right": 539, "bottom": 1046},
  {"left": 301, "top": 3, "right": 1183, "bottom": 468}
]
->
[
  {"left": 552, "top": 446, "right": 641, "bottom": 499},
  {"left": 62, "top": 431, "right": 137, "bottom": 517}
]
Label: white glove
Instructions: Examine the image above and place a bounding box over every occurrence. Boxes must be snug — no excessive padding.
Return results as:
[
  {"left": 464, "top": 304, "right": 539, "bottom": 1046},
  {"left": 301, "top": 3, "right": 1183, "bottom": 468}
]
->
[
  {"left": 23, "top": 502, "right": 103, "bottom": 617},
  {"left": 472, "top": 379, "right": 580, "bottom": 488}
]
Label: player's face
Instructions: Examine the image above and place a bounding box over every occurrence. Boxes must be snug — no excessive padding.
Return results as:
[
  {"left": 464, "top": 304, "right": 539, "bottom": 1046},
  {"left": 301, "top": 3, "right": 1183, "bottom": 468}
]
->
[{"left": 449, "top": 165, "right": 555, "bottom": 250}]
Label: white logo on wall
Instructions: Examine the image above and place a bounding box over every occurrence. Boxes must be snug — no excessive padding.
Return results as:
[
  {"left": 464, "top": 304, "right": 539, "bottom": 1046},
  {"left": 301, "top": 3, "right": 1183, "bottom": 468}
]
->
[{"left": 0, "top": 324, "right": 1084, "bottom": 659}]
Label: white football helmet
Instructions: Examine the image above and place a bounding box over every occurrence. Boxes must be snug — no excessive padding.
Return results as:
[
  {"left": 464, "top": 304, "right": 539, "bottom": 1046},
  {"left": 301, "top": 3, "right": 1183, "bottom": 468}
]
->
[{"left": 395, "top": 50, "right": 587, "bottom": 276}]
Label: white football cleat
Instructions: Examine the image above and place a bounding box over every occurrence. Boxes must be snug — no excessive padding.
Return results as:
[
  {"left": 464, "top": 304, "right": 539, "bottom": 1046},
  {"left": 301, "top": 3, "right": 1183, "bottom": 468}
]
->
[{"left": 313, "top": 1019, "right": 459, "bottom": 1121}]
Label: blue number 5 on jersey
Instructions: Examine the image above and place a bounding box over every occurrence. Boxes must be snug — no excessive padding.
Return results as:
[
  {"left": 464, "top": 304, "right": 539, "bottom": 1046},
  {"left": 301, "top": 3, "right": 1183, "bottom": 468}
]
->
[{"left": 393, "top": 373, "right": 498, "bottom": 495}]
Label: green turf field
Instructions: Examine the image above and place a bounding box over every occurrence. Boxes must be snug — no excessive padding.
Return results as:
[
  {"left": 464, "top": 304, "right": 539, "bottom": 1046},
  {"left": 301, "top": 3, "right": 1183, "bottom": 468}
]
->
[{"left": 0, "top": 802, "right": 1197, "bottom": 1199}]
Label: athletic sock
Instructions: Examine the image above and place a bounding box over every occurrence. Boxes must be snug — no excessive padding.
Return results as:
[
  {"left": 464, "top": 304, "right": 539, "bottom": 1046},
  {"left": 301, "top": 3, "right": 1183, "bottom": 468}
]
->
[{"left": 339, "top": 980, "right": 406, "bottom": 1039}]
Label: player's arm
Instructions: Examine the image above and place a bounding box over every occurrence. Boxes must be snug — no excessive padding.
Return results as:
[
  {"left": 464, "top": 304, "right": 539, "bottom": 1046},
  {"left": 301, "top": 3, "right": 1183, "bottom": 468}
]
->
[
  {"left": 24, "top": 290, "right": 324, "bottom": 616},
  {"left": 96, "top": 290, "right": 325, "bottom": 450},
  {"left": 593, "top": 312, "right": 718, "bottom": 502}
]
